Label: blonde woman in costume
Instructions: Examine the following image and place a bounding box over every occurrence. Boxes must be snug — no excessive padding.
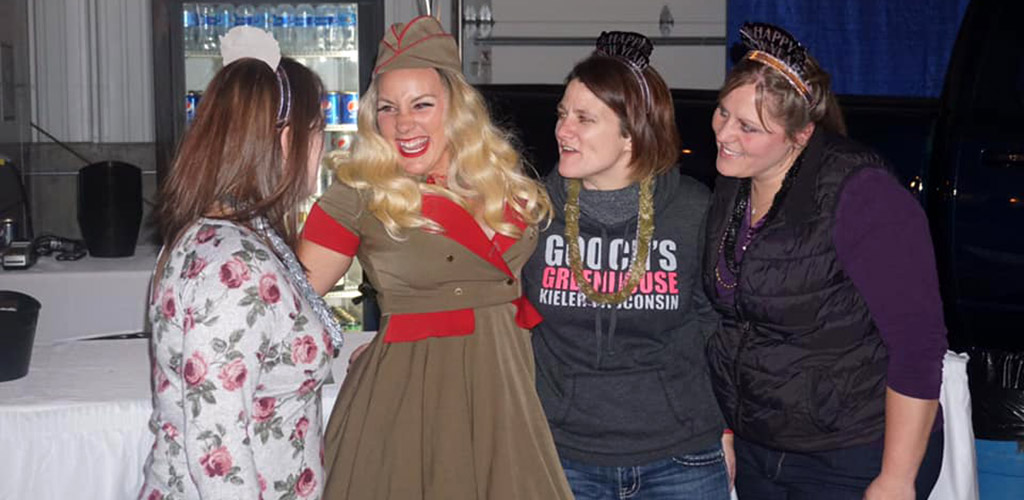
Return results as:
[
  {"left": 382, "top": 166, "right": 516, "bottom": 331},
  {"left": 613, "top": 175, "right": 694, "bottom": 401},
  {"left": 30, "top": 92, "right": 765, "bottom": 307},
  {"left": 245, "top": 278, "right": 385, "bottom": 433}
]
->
[{"left": 297, "top": 16, "right": 573, "bottom": 499}]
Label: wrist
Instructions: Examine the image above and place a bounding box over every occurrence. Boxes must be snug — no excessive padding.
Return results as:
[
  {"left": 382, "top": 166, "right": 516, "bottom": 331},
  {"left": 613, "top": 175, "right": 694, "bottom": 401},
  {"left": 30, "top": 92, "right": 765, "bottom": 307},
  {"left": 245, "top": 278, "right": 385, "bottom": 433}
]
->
[{"left": 875, "top": 468, "right": 917, "bottom": 486}]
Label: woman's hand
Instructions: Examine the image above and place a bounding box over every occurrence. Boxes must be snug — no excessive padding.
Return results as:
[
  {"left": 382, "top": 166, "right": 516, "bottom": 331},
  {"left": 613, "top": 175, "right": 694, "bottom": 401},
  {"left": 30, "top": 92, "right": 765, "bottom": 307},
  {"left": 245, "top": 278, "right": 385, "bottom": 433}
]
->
[
  {"left": 722, "top": 431, "right": 735, "bottom": 491},
  {"left": 347, "top": 342, "right": 370, "bottom": 371}
]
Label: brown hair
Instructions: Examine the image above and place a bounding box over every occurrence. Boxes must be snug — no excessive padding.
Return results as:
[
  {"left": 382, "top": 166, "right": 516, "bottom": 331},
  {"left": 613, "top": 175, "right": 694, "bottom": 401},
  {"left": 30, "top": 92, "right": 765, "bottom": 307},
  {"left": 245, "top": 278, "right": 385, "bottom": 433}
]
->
[
  {"left": 566, "top": 55, "right": 680, "bottom": 179},
  {"left": 155, "top": 57, "right": 325, "bottom": 249},
  {"left": 719, "top": 54, "right": 846, "bottom": 139}
]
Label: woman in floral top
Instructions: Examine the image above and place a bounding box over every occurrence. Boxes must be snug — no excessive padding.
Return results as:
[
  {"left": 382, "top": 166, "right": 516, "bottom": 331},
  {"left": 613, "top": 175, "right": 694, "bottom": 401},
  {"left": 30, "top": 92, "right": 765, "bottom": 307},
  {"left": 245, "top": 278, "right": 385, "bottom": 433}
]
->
[{"left": 141, "top": 28, "right": 341, "bottom": 500}]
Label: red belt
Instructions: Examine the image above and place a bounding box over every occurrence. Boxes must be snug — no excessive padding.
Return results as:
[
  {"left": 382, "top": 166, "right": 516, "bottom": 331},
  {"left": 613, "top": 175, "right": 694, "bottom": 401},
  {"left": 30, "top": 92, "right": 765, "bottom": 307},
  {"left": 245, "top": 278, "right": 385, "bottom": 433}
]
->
[{"left": 383, "top": 294, "right": 542, "bottom": 343}]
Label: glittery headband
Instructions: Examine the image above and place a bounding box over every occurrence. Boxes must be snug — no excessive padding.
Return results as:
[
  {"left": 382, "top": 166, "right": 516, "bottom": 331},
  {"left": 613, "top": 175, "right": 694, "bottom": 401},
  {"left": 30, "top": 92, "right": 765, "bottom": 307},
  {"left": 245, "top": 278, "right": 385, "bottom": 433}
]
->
[
  {"left": 739, "top": 22, "right": 814, "bottom": 105},
  {"left": 595, "top": 31, "right": 654, "bottom": 114}
]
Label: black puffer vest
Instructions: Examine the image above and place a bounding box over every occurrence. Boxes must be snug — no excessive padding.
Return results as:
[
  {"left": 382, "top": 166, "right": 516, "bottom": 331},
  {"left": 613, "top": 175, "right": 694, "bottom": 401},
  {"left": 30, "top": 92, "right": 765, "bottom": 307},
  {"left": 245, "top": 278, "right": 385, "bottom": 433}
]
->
[{"left": 702, "top": 129, "right": 890, "bottom": 452}]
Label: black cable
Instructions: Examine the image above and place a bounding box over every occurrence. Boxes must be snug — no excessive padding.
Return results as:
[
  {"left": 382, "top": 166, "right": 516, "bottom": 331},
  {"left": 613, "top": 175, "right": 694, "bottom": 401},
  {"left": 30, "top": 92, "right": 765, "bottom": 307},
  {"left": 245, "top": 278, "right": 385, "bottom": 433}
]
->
[
  {"left": 32, "top": 234, "right": 87, "bottom": 261},
  {"left": 30, "top": 122, "right": 94, "bottom": 165}
]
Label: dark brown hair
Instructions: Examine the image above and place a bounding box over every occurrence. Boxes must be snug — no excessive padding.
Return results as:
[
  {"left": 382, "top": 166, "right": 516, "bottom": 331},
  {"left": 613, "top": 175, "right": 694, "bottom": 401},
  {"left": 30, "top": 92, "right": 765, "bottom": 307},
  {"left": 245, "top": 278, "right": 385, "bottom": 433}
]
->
[
  {"left": 156, "top": 57, "right": 325, "bottom": 248},
  {"left": 719, "top": 53, "right": 846, "bottom": 139},
  {"left": 566, "top": 55, "right": 680, "bottom": 179}
]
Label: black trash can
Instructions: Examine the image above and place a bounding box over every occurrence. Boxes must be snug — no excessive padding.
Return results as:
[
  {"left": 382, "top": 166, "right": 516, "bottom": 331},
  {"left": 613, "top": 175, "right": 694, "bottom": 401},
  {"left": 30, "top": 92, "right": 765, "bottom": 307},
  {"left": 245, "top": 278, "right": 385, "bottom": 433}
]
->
[
  {"left": 0, "top": 290, "right": 41, "bottom": 382},
  {"left": 78, "top": 161, "right": 142, "bottom": 257},
  {"left": 968, "top": 347, "right": 1024, "bottom": 440}
]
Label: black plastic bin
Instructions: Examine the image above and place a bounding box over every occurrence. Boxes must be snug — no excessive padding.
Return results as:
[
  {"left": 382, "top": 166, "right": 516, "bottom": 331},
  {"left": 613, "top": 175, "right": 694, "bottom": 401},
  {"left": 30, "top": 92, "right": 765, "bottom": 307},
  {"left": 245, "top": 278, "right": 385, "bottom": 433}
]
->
[
  {"left": 0, "top": 290, "right": 41, "bottom": 382},
  {"left": 968, "top": 347, "right": 1024, "bottom": 440},
  {"left": 78, "top": 161, "right": 142, "bottom": 257}
]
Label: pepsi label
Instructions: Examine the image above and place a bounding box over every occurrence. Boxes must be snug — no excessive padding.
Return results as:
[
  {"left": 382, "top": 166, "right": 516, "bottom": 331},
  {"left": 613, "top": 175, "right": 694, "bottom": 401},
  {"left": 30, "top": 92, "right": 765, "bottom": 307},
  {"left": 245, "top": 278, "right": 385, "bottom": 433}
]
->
[
  {"left": 186, "top": 91, "right": 201, "bottom": 124},
  {"left": 341, "top": 92, "right": 358, "bottom": 125},
  {"left": 324, "top": 91, "right": 342, "bottom": 125}
]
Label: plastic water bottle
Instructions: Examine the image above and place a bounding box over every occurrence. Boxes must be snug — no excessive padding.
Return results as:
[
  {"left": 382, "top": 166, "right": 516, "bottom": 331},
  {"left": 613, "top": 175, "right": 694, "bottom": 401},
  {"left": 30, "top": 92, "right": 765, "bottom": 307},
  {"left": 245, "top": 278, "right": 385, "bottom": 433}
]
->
[
  {"left": 182, "top": 3, "right": 200, "bottom": 52},
  {"left": 341, "top": 56, "right": 359, "bottom": 92},
  {"left": 253, "top": 4, "right": 274, "bottom": 33},
  {"left": 340, "top": 4, "right": 357, "bottom": 51},
  {"left": 198, "top": 3, "right": 219, "bottom": 52},
  {"left": 234, "top": 4, "right": 255, "bottom": 27},
  {"left": 274, "top": 4, "right": 294, "bottom": 52},
  {"left": 293, "top": 4, "right": 315, "bottom": 53},
  {"left": 217, "top": 4, "right": 234, "bottom": 38},
  {"left": 314, "top": 4, "right": 337, "bottom": 52}
]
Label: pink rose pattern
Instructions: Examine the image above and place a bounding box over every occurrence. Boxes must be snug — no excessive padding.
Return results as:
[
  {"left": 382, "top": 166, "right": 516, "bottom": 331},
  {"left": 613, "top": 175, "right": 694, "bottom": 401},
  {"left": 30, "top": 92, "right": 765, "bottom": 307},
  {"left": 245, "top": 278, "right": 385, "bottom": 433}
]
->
[
  {"left": 292, "top": 416, "right": 310, "bottom": 441},
  {"left": 200, "top": 446, "right": 234, "bottom": 477},
  {"left": 295, "top": 467, "right": 317, "bottom": 497},
  {"left": 195, "top": 224, "right": 217, "bottom": 243},
  {"left": 258, "top": 273, "right": 281, "bottom": 304},
  {"left": 182, "top": 307, "right": 195, "bottom": 335},
  {"left": 160, "top": 288, "right": 176, "bottom": 319},
  {"left": 218, "top": 358, "right": 248, "bottom": 391},
  {"left": 219, "top": 257, "right": 251, "bottom": 289},
  {"left": 183, "top": 352, "right": 208, "bottom": 387},
  {"left": 142, "top": 221, "right": 330, "bottom": 499},
  {"left": 290, "top": 335, "right": 318, "bottom": 365},
  {"left": 184, "top": 255, "right": 207, "bottom": 279},
  {"left": 252, "top": 397, "right": 276, "bottom": 422}
]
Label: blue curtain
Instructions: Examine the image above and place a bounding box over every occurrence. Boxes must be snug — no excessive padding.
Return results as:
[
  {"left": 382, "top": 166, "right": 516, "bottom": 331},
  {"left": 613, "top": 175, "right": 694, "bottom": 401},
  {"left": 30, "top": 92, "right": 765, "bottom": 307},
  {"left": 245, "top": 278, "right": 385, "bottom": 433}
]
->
[{"left": 726, "top": 0, "right": 970, "bottom": 97}]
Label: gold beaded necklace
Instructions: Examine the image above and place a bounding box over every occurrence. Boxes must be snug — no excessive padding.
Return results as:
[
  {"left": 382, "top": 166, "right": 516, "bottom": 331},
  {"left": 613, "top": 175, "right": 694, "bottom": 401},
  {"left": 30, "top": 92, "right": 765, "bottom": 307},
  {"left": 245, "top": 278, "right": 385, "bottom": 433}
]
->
[{"left": 564, "top": 176, "right": 656, "bottom": 305}]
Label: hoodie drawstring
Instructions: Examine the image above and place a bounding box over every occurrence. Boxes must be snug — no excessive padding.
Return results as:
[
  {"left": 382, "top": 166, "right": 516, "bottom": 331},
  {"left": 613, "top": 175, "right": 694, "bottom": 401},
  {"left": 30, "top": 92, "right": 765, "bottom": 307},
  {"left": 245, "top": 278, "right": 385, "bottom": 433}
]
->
[{"left": 592, "top": 223, "right": 631, "bottom": 367}]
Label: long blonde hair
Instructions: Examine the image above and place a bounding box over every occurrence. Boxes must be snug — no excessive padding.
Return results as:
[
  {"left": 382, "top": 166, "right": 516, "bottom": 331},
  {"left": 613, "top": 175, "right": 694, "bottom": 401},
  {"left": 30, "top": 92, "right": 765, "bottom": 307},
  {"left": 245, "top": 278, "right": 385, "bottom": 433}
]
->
[{"left": 332, "top": 67, "right": 550, "bottom": 240}]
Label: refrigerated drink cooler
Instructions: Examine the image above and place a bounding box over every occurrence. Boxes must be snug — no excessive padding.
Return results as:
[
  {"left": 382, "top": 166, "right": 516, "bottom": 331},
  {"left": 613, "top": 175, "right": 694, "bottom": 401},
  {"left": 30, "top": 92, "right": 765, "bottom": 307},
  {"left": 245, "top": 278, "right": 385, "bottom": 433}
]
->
[{"left": 152, "top": 0, "right": 384, "bottom": 330}]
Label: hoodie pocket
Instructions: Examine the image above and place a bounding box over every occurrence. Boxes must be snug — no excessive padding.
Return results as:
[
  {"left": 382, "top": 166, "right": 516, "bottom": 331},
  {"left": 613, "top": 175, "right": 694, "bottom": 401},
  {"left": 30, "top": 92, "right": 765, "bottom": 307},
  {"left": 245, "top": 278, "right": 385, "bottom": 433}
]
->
[
  {"left": 561, "top": 369, "right": 687, "bottom": 446},
  {"left": 534, "top": 353, "right": 574, "bottom": 426},
  {"left": 661, "top": 367, "right": 720, "bottom": 435}
]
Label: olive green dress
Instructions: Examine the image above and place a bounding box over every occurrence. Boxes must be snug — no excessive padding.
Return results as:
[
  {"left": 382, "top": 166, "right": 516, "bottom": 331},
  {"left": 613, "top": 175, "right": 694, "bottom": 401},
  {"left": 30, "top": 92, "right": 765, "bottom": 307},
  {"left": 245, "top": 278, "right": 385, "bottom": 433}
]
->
[{"left": 316, "top": 183, "right": 572, "bottom": 499}]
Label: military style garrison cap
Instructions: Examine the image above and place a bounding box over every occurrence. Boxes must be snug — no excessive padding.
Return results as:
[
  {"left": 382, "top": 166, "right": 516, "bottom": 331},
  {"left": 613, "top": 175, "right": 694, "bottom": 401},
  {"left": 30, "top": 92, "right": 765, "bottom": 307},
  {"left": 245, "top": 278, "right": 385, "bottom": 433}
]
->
[{"left": 373, "top": 16, "right": 461, "bottom": 75}]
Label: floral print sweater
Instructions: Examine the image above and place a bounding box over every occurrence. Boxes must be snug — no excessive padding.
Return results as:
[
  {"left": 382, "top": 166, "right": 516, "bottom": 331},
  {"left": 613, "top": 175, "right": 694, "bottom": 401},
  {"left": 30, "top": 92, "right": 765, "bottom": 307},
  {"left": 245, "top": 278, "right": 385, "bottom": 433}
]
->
[{"left": 141, "top": 219, "right": 332, "bottom": 500}]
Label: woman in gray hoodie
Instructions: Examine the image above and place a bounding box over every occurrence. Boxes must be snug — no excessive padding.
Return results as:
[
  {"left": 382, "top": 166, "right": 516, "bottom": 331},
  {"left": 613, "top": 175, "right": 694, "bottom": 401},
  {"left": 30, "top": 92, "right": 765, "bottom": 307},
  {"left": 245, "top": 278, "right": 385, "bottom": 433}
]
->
[{"left": 521, "top": 31, "right": 732, "bottom": 499}]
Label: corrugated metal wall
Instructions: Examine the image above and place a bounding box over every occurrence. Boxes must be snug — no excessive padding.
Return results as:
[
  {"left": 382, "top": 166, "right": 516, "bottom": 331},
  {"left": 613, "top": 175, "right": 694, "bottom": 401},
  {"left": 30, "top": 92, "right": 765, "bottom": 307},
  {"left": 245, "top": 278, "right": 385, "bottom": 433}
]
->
[{"left": 30, "top": 0, "right": 153, "bottom": 143}]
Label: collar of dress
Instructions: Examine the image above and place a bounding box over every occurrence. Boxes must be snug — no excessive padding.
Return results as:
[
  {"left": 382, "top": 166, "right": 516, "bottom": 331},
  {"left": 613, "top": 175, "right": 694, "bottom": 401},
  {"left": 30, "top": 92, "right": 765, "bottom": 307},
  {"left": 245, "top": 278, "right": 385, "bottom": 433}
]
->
[{"left": 420, "top": 193, "right": 526, "bottom": 280}]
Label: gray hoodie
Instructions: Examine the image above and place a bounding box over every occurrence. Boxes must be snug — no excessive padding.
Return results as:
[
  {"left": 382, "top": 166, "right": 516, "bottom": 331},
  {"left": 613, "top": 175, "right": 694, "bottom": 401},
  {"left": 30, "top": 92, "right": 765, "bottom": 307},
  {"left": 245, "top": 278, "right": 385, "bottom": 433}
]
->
[{"left": 523, "top": 168, "right": 724, "bottom": 466}]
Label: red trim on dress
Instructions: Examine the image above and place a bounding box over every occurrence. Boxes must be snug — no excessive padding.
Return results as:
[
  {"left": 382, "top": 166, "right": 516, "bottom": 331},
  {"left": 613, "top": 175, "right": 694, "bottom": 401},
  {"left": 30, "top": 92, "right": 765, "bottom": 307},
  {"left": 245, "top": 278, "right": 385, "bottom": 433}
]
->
[
  {"left": 420, "top": 193, "right": 516, "bottom": 279},
  {"left": 384, "top": 297, "right": 541, "bottom": 343},
  {"left": 301, "top": 204, "right": 360, "bottom": 256},
  {"left": 383, "top": 195, "right": 542, "bottom": 343},
  {"left": 385, "top": 309, "right": 475, "bottom": 342},
  {"left": 492, "top": 203, "right": 527, "bottom": 255}
]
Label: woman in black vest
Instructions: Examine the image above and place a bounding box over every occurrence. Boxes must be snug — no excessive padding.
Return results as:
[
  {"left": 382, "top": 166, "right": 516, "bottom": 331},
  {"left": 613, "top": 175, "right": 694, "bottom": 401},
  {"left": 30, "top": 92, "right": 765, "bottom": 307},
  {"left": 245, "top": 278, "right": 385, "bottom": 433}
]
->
[{"left": 703, "top": 23, "right": 947, "bottom": 499}]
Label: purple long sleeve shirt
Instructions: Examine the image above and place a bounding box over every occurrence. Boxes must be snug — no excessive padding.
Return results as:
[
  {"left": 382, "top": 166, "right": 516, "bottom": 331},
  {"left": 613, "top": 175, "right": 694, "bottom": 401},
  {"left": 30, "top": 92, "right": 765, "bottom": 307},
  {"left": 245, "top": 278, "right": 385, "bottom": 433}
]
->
[{"left": 716, "top": 167, "right": 948, "bottom": 400}]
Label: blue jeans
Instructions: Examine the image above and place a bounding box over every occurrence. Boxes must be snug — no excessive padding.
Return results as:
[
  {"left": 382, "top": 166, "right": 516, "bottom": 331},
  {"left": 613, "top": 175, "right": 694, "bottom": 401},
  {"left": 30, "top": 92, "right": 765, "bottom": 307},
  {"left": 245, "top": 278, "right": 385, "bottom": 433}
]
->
[
  {"left": 560, "top": 447, "right": 731, "bottom": 500},
  {"left": 734, "top": 431, "right": 944, "bottom": 500}
]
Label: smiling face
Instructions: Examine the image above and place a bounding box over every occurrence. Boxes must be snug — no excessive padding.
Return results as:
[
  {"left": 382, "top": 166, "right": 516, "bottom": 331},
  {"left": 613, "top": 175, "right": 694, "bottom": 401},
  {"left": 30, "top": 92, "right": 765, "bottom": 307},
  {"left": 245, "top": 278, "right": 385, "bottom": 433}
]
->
[
  {"left": 375, "top": 68, "right": 451, "bottom": 177},
  {"left": 711, "top": 82, "right": 812, "bottom": 183},
  {"left": 555, "top": 79, "right": 634, "bottom": 190}
]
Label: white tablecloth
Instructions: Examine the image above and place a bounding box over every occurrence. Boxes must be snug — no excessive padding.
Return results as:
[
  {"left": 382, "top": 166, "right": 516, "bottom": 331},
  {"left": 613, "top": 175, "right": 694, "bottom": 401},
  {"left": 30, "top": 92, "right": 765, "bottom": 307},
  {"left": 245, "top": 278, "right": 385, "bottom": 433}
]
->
[
  {"left": 0, "top": 248, "right": 158, "bottom": 345},
  {"left": 0, "top": 331, "right": 376, "bottom": 500}
]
